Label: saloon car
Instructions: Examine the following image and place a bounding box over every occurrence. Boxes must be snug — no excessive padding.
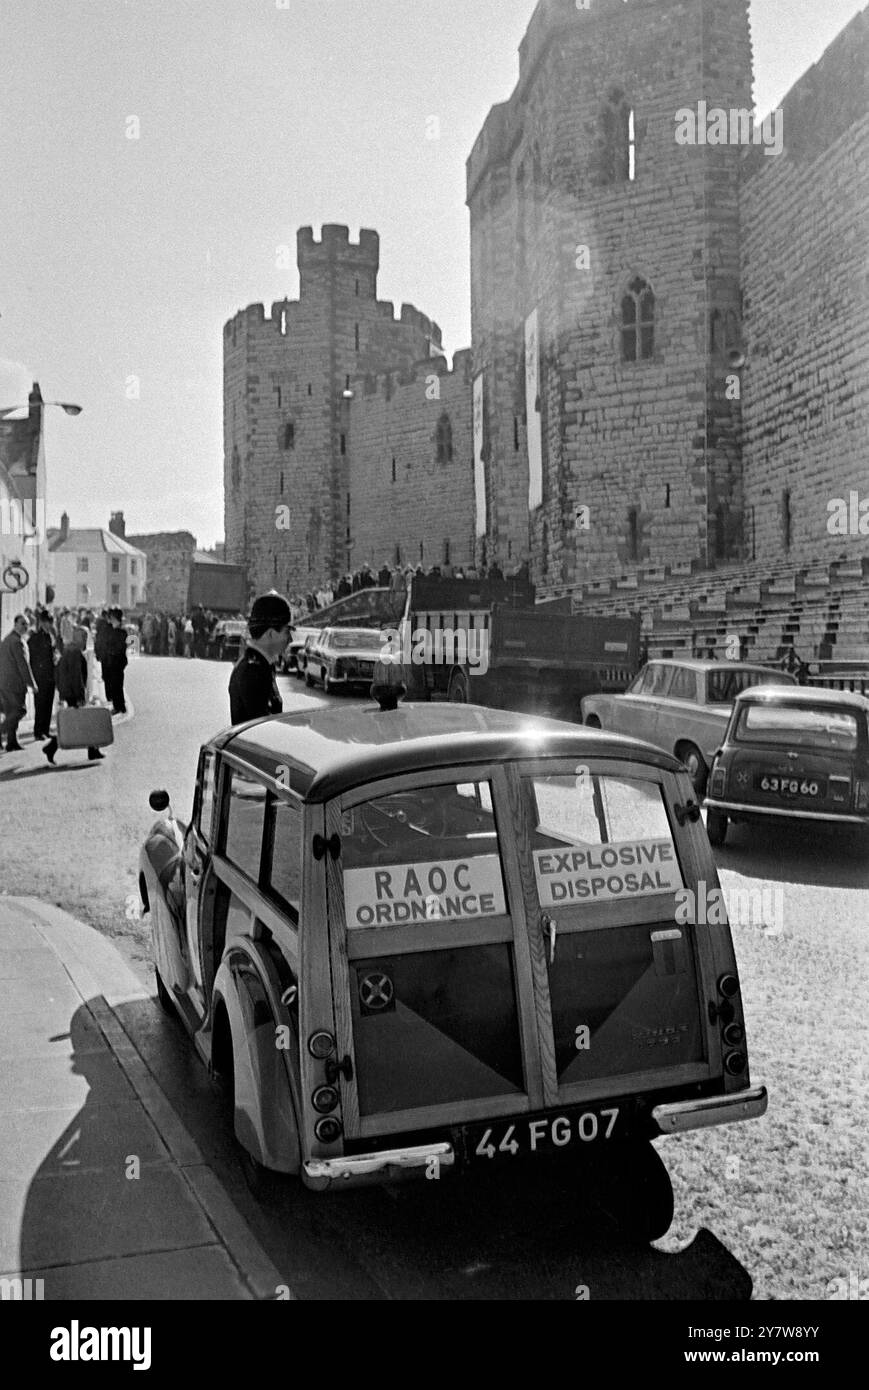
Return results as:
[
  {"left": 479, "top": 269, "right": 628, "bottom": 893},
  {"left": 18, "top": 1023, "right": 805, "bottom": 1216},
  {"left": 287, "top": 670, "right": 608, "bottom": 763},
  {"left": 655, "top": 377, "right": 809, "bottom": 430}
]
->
[
  {"left": 303, "top": 626, "right": 383, "bottom": 694},
  {"left": 581, "top": 659, "right": 797, "bottom": 794},
  {"left": 210, "top": 619, "right": 248, "bottom": 662},
  {"left": 138, "top": 699, "right": 766, "bottom": 1234},
  {"left": 704, "top": 685, "right": 869, "bottom": 848}
]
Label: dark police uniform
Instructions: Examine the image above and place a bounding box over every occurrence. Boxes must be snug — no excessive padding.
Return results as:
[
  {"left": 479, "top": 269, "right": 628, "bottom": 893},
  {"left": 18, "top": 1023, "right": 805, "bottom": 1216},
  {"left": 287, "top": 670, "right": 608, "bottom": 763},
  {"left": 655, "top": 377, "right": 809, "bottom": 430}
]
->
[{"left": 229, "top": 645, "right": 283, "bottom": 725}]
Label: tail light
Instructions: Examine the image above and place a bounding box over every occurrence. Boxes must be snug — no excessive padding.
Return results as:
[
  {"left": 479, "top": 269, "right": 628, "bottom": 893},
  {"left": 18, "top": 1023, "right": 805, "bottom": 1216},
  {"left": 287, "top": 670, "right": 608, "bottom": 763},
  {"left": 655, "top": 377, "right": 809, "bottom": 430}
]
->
[
  {"left": 856, "top": 780, "right": 869, "bottom": 812},
  {"left": 724, "top": 1050, "right": 747, "bottom": 1075},
  {"left": 315, "top": 1117, "right": 342, "bottom": 1143},
  {"left": 723, "top": 1022, "right": 744, "bottom": 1046},
  {"left": 718, "top": 973, "right": 739, "bottom": 999},
  {"left": 308, "top": 1030, "right": 335, "bottom": 1059},
  {"left": 334, "top": 660, "right": 346, "bottom": 678},
  {"left": 709, "top": 764, "right": 727, "bottom": 797},
  {"left": 312, "top": 1085, "right": 339, "bottom": 1113}
]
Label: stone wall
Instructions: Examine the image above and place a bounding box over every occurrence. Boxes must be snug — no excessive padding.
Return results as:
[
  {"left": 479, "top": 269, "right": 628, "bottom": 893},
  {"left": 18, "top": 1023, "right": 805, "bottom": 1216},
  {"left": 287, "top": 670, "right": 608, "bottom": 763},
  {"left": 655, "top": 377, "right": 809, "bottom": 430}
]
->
[
  {"left": 348, "top": 351, "right": 475, "bottom": 573},
  {"left": 126, "top": 531, "right": 196, "bottom": 612},
  {"left": 468, "top": 0, "right": 752, "bottom": 585},
  {"left": 741, "top": 9, "right": 869, "bottom": 563}
]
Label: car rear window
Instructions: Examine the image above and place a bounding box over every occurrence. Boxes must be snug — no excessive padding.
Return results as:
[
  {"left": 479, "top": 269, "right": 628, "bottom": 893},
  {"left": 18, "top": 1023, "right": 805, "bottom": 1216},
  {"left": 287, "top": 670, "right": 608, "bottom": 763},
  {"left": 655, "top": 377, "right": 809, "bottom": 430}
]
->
[
  {"left": 340, "top": 780, "right": 507, "bottom": 928},
  {"left": 526, "top": 773, "right": 683, "bottom": 906},
  {"left": 735, "top": 704, "right": 860, "bottom": 752},
  {"left": 331, "top": 630, "right": 381, "bottom": 648}
]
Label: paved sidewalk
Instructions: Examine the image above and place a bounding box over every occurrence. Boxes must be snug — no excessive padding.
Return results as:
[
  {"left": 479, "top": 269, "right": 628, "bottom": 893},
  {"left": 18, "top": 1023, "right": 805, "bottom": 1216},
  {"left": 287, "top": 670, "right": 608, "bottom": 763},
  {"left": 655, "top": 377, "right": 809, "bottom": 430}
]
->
[{"left": 0, "top": 896, "right": 290, "bottom": 1300}]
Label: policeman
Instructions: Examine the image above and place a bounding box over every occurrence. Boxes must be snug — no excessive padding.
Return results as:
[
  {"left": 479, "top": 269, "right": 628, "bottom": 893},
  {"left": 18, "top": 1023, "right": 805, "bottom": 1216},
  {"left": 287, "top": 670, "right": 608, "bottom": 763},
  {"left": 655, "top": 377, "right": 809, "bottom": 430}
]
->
[{"left": 228, "top": 592, "right": 292, "bottom": 725}]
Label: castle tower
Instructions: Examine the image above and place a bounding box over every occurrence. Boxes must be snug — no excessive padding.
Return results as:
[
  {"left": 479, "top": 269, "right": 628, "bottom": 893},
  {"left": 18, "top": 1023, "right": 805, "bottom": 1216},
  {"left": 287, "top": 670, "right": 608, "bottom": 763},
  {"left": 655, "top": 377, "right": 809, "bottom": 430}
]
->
[
  {"left": 467, "top": 0, "right": 753, "bottom": 586},
  {"left": 224, "top": 227, "right": 442, "bottom": 597}
]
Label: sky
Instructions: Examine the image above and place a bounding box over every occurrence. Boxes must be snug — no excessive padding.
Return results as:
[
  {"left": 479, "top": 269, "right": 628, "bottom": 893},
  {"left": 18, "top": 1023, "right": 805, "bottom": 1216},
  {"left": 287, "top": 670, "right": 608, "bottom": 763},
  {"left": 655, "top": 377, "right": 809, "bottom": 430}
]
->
[{"left": 1, "top": 0, "right": 865, "bottom": 549}]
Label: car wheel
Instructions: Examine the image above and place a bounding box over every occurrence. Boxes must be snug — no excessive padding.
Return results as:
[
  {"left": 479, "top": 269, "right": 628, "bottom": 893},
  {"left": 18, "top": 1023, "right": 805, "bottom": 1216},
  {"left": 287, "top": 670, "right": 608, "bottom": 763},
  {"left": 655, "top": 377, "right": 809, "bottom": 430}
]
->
[
  {"left": 678, "top": 743, "right": 708, "bottom": 796},
  {"left": 154, "top": 967, "right": 174, "bottom": 1015},
  {"left": 214, "top": 1038, "right": 288, "bottom": 1202},
  {"left": 585, "top": 714, "right": 601, "bottom": 729},
  {"left": 591, "top": 1141, "right": 674, "bottom": 1244},
  {"left": 448, "top": 669, "right": 469, "bottom": 703},
  {"left": 706, "top": 808, "right": 728, "bottom": 847}
]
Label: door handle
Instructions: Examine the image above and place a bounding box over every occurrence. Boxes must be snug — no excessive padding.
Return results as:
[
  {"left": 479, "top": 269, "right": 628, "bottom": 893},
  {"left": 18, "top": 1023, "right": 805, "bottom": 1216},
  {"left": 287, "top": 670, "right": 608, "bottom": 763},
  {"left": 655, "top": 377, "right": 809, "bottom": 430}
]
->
[{"left": 540, "top": 912, "right": 558, "bottom": 964}]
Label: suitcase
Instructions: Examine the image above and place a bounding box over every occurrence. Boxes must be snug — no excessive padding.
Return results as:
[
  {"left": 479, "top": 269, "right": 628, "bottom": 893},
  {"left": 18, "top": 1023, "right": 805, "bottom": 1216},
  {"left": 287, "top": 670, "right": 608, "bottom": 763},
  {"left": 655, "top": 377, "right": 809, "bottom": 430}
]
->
[{"left": 56, "top": 705, "right": 114, "bottom": 750}]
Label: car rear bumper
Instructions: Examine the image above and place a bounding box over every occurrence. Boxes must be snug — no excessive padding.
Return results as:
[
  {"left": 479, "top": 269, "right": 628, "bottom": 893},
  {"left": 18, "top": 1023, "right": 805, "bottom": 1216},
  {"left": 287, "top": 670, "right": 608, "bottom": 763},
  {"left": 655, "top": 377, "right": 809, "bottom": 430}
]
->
[
  {"left": 652, "top": 1084, "right": 768, "bottom": 1135},
  {"left": 704, "top": 798, "right": 866, "bottom": 824},
  {"left": 302, "top": 1141, "right": 454, "bottom": 1190}
]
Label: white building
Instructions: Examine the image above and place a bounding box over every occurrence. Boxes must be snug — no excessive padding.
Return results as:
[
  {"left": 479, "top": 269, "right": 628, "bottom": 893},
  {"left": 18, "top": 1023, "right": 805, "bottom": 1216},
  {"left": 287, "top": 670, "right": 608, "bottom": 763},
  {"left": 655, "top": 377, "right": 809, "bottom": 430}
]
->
[{"left": 48, "top": 513, "right": 147, "bottom": 610}]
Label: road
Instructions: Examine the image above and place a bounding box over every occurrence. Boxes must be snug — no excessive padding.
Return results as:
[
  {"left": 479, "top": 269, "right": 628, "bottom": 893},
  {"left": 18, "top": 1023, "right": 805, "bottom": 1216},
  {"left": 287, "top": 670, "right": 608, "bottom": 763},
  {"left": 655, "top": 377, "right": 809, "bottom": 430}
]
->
[{"left": 1, "top": 653, "right": 866, "bottom": 1300}]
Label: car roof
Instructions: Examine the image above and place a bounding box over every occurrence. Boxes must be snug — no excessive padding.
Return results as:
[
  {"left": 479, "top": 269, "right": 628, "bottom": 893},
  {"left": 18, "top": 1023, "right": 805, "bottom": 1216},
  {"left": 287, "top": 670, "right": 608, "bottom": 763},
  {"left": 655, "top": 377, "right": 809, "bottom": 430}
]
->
[
  {"left": 646, "top": 658, "right": 795, "bottom": 677},
  {"left": 733, "top": 684, "right": 869, "bottom": 711},
  {"left": 213, "top": 702, "right": 685, "bottom": 801}
]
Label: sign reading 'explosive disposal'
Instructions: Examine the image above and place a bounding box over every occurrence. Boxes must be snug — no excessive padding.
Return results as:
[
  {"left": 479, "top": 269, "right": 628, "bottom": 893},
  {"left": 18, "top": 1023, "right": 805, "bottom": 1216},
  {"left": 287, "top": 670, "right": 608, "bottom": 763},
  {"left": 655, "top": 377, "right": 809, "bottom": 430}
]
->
[
  {"left": 343, "top": 856, "right": 506, "bottom": 928},
  {"left": 533, "top": 840, "right": 683, "bottom": 905}
]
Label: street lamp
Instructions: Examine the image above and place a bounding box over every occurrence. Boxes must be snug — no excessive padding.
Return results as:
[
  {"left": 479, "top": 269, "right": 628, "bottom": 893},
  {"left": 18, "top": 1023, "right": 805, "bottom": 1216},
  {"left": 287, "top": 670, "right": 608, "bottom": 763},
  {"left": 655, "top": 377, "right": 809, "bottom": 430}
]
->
[{"left": 0, "top": 401, "right": 82, "bottom": 418}]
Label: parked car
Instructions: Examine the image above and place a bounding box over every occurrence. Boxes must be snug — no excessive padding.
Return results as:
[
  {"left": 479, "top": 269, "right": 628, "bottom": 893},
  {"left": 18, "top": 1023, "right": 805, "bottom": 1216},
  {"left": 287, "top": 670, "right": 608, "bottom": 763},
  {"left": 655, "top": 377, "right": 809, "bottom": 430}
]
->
[
  {"left": 704, "top": 685, "right": 869, "bottom": 848},
  {"left": 138, "top": 698, "right": 766, "bottom": 1232},
  {"left": 303, "top": 626, "right": 383, "bottom": 694},
  {"left": 296, "top": 631, "right": 323, "bottom": 682},
  {"left": 211, "top": 618, "right": 248, "bottom": 662},
  {"left": 581, "top": 659, "right": 797, "bottom": 794}
]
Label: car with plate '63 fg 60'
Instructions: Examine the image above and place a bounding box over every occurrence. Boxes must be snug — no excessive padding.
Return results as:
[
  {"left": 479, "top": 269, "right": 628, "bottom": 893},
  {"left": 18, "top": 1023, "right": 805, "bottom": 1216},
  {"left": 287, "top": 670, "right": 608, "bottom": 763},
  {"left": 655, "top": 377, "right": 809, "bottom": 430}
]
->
[
  {"left": 704, "top": 685, "right": 869, "bottom": 849},
  {"left": 138, "top": 695, "right": 767, "bottom": 1239}
]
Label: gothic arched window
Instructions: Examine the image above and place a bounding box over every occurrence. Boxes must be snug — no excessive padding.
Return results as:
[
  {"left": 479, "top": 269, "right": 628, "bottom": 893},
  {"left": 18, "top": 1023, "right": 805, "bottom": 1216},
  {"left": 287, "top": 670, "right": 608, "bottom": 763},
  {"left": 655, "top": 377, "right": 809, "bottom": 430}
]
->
[
  {"left": 435, "top": 413, "right": 453, "bottom": 464},
  {"left": 621, "top": 277, "right": 655, "bottom": 362},
  {"left": 599, "top": 88, "right": 635, "bottom": 184}
]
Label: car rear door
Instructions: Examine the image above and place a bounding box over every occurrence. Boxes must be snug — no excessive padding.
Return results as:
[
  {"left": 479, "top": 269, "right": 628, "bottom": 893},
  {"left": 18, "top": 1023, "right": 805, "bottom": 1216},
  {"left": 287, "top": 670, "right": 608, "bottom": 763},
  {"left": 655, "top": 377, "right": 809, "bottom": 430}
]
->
[
  {"left": 510, "top": 758, "right": 715, "bottom": 1112},
  {"left": 325, "top": 769, "right": 544, "bottom": 1140}
]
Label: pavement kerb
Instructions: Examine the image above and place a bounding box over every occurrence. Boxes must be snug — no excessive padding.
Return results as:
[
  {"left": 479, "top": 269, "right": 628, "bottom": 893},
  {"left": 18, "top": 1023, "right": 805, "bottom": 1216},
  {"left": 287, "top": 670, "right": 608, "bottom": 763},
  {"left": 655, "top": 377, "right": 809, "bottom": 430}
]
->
[{"left": 5, "top": 896, "right": 293, "bottom": 1301}]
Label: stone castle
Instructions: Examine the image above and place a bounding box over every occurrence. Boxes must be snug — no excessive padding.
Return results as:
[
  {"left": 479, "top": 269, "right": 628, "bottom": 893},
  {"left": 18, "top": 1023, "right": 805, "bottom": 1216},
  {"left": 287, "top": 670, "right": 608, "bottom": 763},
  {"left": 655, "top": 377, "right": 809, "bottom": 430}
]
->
[{"left": 225, "top": 0, "right": 868, "bottom": 600}]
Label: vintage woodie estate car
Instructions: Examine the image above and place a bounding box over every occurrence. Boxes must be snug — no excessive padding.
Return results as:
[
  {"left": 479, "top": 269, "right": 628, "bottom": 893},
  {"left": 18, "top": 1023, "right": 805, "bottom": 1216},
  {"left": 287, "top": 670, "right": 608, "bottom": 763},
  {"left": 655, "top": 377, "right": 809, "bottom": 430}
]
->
[
  {"left": 704, "top": 684, "right": 869, "bottom": 848},
  {"left": 581, "top": 658, "right": 797, "bottom": 794},
  {"left": 138, "top": 698, "right": 767, "bottom": 1232}
]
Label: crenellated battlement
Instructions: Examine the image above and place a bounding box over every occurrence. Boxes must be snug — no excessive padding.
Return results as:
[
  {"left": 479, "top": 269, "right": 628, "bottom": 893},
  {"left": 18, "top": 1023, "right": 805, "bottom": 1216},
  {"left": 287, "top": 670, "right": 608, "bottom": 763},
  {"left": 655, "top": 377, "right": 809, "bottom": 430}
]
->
[
  {"left": 296, "top": 224, "right": 380, "bottom": 267},
  {"left": 356, "top": 347, "right": 472, "bottom": 398}
]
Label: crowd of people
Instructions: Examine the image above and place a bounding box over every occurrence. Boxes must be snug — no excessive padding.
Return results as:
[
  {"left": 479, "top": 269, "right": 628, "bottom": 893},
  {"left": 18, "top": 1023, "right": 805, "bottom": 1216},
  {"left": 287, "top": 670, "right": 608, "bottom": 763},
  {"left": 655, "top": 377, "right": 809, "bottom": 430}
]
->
[
  {"left": 0, "top": 604, "right": 130, "bottom": 763},
  {"left": 139, "top": 607, "right": 223, "bottom": 658},
  {"left": 295, "top": 557, "right": 524, "bottom": 615}
]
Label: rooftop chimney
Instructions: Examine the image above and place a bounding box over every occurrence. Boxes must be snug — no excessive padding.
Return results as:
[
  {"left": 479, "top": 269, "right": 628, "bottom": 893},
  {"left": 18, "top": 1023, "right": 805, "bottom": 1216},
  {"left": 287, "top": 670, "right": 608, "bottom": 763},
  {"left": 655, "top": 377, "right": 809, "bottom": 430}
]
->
[
  {"left": 60, "top": 511, "right": 69, "bottom": 542},
  {"left": 109, "top": 510, "right": 126, "bottom": 538}
]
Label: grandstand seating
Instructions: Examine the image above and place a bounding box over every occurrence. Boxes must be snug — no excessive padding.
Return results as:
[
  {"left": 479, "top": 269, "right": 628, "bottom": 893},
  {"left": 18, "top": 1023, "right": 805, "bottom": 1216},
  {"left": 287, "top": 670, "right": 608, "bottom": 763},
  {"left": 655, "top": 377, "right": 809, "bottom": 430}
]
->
[{"left": 540, "top": 554, "right": 869, "bottom": 671}]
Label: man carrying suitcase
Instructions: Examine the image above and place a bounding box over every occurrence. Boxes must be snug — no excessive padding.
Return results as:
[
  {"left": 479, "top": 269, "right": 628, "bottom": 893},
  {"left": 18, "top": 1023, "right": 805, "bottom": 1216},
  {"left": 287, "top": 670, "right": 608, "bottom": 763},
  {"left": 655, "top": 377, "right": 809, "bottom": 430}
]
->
[{"left": 42, "top": 627, "right": 108, "bottom": 764}]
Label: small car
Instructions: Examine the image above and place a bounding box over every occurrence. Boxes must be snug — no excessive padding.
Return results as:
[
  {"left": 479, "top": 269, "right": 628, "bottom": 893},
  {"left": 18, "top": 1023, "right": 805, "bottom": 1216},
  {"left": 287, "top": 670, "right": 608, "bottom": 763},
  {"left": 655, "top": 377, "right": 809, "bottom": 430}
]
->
[
  {"left": 138, "top": 698, "right": 766, "bottom": 1233},
  {"left": 303, "top": 626, "right": 383, "bottom": 694},
  {"left": 297, "top": 631, "right": 324, "bottom": 682},
  {"left": 212, "top": 619, "right": 248, "bottom": 662},
  {"left": 581, "top": 659, "right": 797, "bottom": 795},
  {"left": 704, "top": 685, "right": 869, "bottom": 848}
]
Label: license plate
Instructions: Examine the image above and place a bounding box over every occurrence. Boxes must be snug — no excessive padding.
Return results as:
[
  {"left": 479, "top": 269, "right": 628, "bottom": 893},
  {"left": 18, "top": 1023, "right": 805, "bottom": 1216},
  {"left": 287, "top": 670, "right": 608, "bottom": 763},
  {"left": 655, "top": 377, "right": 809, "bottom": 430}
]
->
[
  {"left": 756, "top": 773, "right": 825, "bottom": 798},
  {"left": 462, "top": 1105, "right": 623, "bottom": 1162}
]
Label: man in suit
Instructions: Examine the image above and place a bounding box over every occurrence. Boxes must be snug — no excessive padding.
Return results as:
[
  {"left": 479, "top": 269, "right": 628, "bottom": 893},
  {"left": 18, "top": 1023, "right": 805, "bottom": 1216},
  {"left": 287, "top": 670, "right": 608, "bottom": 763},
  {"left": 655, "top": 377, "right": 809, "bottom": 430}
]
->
[
  {"left": 0, "top": 613, "right": 37, "bottom": 752},
  {"left": 102, "top": 608, "right": 129, "bottom": 714},
  {"left": 28, "top": 610, "right": 60, "bottom": 740},
  {"left": 43, "top": 626, "right": 104, "bottom": 764},
  {"left": 229, "top": 592, "right": 291, "bottom": 725}
]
